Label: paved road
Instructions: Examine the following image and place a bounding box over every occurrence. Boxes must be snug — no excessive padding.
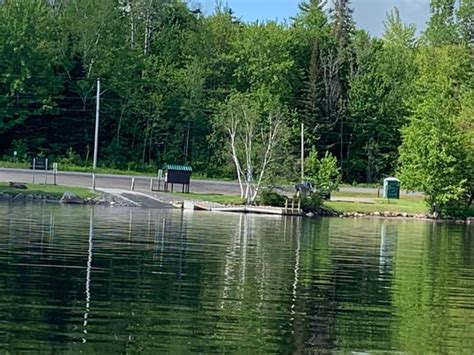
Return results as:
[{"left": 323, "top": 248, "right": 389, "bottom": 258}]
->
[
  {"left": 0, "top": 167, "right": 421, "bottom": 196},
  {"left": 0, "top": 168, "right": 242, "bottom": 195}
]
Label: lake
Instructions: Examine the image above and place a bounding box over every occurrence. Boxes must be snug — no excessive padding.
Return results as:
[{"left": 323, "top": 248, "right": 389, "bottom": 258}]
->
[{"left": 0, "top": 202, "right": 473, "bottom": 353}]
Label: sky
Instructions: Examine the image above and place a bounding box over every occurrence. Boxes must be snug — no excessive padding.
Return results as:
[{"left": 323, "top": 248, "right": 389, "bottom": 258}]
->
[{"left": 197, "top": 0, "right": 431, "bottom": 37}]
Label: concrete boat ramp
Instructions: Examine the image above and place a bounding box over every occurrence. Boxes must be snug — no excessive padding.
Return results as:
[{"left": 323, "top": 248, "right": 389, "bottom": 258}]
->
[{"left": 98, "top": 189, "right": 173, "bottom": 208}]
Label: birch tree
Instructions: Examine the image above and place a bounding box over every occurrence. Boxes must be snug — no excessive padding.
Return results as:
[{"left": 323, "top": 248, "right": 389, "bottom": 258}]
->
[{"left": 215, "top": 94, "right": 288, "bottom": 203}]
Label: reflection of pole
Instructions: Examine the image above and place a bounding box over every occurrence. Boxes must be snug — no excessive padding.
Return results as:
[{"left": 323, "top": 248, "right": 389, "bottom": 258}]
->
[
  {"left": 221, "top": 214, "right": 241, "bottom": 309},
  {"left": 240, "top": 214, "right": 248, "bottom": 296},
  {"left": 291, "top": 218, "right": 301, "bottom": 319},
  {"left": 83, "top": 208, "right": 94, "bottom": 343}
]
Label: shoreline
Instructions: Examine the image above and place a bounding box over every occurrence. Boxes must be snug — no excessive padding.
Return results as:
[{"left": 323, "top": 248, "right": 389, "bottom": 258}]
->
[
  {"left": 1, "top": 190, "right": 471, "bottom": 224},
  {"left": 325, "top": 210, "right": 470, "bottom": 224},
  {"left": 0, "top": 190, "right": 135, "bottom": 207}
]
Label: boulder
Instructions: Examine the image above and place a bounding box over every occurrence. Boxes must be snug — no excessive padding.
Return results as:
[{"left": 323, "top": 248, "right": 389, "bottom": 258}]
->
[
  {"left": 9, "top": 182, "right": 27, "bottom": 189},
  {"left": 60, "top": 192, "right": 85, "bottom": 204},
  {"left": 13, "top": 193, "right": 24, "bottom": 200}
]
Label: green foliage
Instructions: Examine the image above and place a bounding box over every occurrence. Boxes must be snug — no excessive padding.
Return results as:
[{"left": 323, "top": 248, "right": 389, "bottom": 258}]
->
[
  {"left": 0, "top": 0, "right": 470, "bottom": 208},
  {"left": 0, "top": 0, "right": 61, "bottom": 133},
  {"left": 424, "top": 0, "right": 459, "bottom": 45},
  {"left": 10, "top": 139, "right": 28, "bottom": 162},
  {"left": 398, "top": 46, "right": 472, "bottom": 217},
  {"left": 258, "top": 189, "right": 286, "bottom": 207},
  {"left": 347, "top": 21, "right": 416, "bottom": 182},
  {"left": 59, "top": 148, "right": 82, "bottom": 166},
  {"left": 457, "top": 0, "right": 474, "bottom": 45},
  {"left": 305, "top": 148, "right": 341, "bottom": 191},
  {"left": 301, "top": 193, "right": 322, "bottom": 213}
]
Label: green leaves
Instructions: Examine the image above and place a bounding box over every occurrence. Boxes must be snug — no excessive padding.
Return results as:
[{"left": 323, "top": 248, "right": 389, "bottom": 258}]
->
[
  {"left": 305, "top": 148, "right": 341, "bottom": 191},
  {"left": 0, "top": 0, "right": 62, "bottom": 132},
  {"left": 397, "top": 45, "right": 472, "bottom": 216}
]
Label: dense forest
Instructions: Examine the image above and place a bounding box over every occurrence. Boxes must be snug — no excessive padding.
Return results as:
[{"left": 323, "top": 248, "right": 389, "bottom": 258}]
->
[{"left": 0, "top": 0, "right": 472, "bottom": 190}]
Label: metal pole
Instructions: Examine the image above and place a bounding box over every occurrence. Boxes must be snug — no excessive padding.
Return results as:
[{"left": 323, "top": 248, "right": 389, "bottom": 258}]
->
[
  {"left": 44, "top": 158, "right": 48, "bottom": 185},
  {"left": 32, "top": 158, "right": 36, "bottom": 184},
  {"left": 92, "top": 78, "right": 100, "bottom": 191},
  {"left": 301, "top": 122, "right": 304, "bottom": 183}
]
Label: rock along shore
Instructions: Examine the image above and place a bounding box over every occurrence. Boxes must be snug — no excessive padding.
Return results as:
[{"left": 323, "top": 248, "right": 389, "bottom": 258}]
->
[
  {"left": 0, "top": 191, "right": 136, "bottom": 207},
  {"left": 314, "top": 208, "right": 469, "bottom": 224}
]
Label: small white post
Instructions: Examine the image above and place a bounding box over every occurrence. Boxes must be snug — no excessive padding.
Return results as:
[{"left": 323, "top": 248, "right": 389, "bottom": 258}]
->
[
  {"left": 131, "top": 177, "right": 135, "bottom": 191},
  {"left": 44, "top": 158, "right": 48, "bottom": 185},
  {"left": 53, "top": 163, "right": 58, "bottom": 185}
]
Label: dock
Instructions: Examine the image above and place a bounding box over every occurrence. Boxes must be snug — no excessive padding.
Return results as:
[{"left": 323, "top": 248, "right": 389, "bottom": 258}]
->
[{"left": 185, "top": 201, "right": 303, "bottom": 216}]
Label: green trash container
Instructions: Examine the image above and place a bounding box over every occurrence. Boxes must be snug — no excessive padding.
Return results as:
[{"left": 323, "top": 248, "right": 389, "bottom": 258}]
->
[{"left": 383, "top": 177, "right": 400, "bottom": 199}]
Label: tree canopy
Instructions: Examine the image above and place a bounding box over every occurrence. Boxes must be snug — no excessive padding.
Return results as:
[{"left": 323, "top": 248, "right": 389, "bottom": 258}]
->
[{"left": 0, "top": 0, "right": 472, "bottom": 215}]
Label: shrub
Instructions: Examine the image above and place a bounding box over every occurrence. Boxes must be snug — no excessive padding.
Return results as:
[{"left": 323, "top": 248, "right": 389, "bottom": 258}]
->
[
  {"left": 301, "top": 193, "right": 322, "bottom": 213},
  {"left": 258, "top": 189, "right": 285, "bottom": 207},
  {"left": 305, "top": 148, "right": 341, "bottom": 192}
]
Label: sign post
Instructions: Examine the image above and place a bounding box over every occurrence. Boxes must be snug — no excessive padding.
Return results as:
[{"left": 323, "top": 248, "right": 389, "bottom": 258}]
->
[{"left": 53, "top": 163, "right": 58, "bottom": 185}]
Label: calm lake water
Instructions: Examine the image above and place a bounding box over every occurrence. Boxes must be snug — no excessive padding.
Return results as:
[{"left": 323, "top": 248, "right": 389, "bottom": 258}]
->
[{"left": 0, "top": 202, "right": 473, "bottom": 353}]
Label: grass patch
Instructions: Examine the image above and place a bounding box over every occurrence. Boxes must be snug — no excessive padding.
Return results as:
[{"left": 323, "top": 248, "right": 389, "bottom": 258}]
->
[
  {"left": 172, "top": 192, "right": 244, "bottom": 205},
  {"left": 0, "top": 182, "right": 97, "bottom": 199},
  {"left": 0, "top": 161, "right": 28, "bottom": 169},
  {"left": 325, "top": 196, "right": 428, "bottom": 214},
  {"left": 332, "top": 191, "right": 379, "bottom": 198}
]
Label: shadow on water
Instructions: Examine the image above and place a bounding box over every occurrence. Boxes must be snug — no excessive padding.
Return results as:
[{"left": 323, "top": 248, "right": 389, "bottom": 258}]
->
[{"left": 0, "top": 202, "right": 473, "bottom": 353}]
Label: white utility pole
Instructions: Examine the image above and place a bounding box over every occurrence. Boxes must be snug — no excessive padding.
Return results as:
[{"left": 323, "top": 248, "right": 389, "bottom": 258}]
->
[
  {"left": 92, "top": 78, "right": 100, "bottom": 191},
  {"left": 301, "top": 122, "right": 304, "bottom": 183}
]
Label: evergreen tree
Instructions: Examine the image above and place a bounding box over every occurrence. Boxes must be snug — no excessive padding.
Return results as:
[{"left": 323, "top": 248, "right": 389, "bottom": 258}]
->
[
  {"left": 329, "top": 0, "right": 355, "bottom": 174},
  {"left": 331, "top": 0, "right": 354, "bottom": 48}
]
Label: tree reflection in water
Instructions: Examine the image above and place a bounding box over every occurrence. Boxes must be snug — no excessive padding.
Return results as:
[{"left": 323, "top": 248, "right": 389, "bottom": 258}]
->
[{"left": 0, "top": 203, "right": 472, "bottom": 353}]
